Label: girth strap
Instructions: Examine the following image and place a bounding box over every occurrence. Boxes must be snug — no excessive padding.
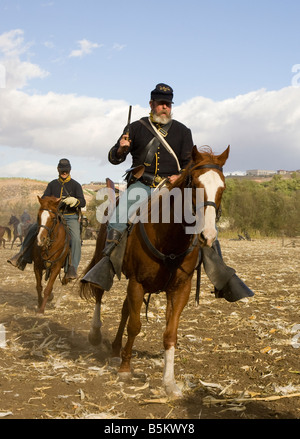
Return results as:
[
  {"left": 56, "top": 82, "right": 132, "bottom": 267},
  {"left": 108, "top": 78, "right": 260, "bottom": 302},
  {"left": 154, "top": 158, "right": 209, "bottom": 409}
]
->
[{"left": 138, "top": 221, "right": 198, "bottom": 269}]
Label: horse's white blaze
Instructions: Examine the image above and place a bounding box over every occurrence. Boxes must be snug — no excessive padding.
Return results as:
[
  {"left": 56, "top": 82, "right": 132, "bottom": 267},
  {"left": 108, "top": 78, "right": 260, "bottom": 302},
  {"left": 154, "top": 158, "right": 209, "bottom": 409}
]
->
[
  {"left": 37, "top": 210, "right": 50, "bottom": 245},
  {"left": 199, "top": 170, "right": 224, "bottom": 246}
]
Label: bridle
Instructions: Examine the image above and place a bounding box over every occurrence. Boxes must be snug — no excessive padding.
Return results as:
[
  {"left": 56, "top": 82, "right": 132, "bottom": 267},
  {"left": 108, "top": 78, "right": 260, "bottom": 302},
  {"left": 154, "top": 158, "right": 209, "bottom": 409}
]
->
[
  {"left": 38, "top": 208, "right": 59, "bottom": 240},
  {"left": 37, "top": 208, "right": 69, "bottom": 268},
  {"left": 187, "top": 163, "right": 224, "bottom": 216}
]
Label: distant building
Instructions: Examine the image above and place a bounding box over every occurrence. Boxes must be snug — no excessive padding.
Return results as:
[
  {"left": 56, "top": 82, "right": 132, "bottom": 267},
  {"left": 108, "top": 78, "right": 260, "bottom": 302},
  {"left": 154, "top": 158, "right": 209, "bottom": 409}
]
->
[
  {"left": 246, "top": 169, "right": 276, "bottom": 176},
  {"left": 225, "top": 171, "right": 246, "bottom": 177}
]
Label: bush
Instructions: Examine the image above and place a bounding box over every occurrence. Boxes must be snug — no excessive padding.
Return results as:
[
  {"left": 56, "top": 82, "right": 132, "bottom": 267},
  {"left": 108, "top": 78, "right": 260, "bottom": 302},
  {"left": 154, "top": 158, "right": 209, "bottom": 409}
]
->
[{"left": 221, "top": 175, "right": 300, "bottom": 236}]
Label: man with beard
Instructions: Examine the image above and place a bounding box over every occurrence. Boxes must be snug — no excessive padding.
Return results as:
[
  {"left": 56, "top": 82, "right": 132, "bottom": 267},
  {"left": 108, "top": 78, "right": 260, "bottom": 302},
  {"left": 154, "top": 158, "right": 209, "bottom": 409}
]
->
[
  {"left": 82, "top": 83, "right": 194, "bottom": 290},
  {"left": 82, "top": 83, "right": 254, "bottom": 304}
]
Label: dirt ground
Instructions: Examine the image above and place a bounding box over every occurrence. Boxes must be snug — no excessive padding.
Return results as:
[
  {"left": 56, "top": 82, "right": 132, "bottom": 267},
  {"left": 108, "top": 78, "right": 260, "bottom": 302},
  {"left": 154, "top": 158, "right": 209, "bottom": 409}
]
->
[{"left": 0, "top": 237, "right": 299, "bottom": 420}]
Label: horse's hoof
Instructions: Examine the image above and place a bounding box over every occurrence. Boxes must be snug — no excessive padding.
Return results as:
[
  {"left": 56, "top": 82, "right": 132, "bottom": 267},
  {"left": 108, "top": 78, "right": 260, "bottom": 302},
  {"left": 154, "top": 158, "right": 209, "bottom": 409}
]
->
[
  {"left": 118, "top": 371, "right": 132, "bottom": 381},
  {"left": 88, "top": 329, "right": 102, "bottom": 346},
  {"left": 164, "top": 382, "right": 183, "bottom": 399},
  {"left": 61, "top": 277, "right": 69, "bottom": 285},
  {"left": 109, "top": 357, "right": 122, "bottom": 367}
]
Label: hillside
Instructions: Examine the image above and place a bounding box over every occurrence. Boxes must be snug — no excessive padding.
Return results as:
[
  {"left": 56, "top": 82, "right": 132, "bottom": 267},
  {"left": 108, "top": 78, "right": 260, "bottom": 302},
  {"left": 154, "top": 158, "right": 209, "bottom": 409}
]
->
[{"left": 0, "top": 178, "right": 100, "bottom": 223}]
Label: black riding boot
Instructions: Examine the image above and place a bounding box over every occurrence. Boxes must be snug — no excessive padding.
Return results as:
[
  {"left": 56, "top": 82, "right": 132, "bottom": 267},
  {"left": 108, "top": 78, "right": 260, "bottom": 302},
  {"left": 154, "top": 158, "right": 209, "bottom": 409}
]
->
[
  {"left": 7, "top": 224, "right": 38, "bottom": 271},
  {"left": 202, "top": 240, "right": 254, "bottom": 302},
  {"left": 7, "top": 251, "right": 27, "bottom": 270},
  {"left": 81, "top": 228, "right": 128, "bottom": 291}
]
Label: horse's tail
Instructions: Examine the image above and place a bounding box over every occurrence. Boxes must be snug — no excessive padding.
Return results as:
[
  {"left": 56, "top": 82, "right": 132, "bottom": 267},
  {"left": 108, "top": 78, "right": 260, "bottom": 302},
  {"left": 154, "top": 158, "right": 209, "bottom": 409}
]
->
[
  {"left": 4, "top": 227, "right": 11, "bottom": 241},
  {"left": 79, "top": 223, "right": 107, "bottom": 301}
]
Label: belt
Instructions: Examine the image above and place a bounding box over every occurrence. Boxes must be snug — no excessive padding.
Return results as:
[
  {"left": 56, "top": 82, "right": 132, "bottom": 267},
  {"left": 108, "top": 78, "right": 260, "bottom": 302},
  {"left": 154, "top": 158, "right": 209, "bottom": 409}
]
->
[{"left": 140, "top": 172, "right": 165, "bottom": 187}]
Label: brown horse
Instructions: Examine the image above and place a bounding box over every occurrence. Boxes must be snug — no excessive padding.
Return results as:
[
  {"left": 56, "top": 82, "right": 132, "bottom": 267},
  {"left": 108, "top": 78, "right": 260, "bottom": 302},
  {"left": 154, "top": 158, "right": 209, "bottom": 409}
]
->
[
  {"left": 0, "top": 226, "right": 11, "bottom": 248},
  {"left": 33, "top": 196, "right": 70, "bottom": 314},
  {"left": 80, "top": 145, "right": 229, "bottom": 398}
]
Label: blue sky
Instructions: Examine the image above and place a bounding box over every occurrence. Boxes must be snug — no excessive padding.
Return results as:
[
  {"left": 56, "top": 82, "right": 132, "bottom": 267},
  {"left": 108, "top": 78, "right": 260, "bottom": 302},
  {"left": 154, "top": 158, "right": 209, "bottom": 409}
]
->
[{"left": 0, "top": 0, "right": 300, "bottom": 183}]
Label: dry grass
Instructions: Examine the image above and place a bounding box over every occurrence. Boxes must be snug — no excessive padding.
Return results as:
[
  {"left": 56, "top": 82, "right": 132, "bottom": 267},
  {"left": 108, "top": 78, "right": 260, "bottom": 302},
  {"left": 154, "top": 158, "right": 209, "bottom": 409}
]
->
[{"left": 0, "top": 238, "right": 299, "bottom": 419}]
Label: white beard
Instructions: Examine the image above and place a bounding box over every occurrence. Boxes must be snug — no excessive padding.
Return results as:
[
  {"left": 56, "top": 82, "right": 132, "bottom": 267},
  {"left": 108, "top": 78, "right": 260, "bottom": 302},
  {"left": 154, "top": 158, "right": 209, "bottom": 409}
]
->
[{"left": 152, "top": 112, "right": 172, "bottom": 125}]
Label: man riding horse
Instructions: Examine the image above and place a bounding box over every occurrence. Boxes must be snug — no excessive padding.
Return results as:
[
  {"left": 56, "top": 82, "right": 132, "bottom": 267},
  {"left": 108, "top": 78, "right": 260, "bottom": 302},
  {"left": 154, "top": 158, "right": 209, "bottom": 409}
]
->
[
  {"left": 18, "top": 209, "right": 31, "bottom": 236},
  {"left": 81, "top": 83, "right": 253, "bottom": 302},
  {"left": 8, "top": 158, "right": 86, "bottom": 280}
]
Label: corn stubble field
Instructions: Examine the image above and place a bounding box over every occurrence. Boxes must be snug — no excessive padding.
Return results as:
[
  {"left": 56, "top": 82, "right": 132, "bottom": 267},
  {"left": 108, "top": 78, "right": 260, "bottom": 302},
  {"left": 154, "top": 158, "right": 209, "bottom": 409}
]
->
[{"left": 0, "top": 237, "right": 299, "bottom": 420}]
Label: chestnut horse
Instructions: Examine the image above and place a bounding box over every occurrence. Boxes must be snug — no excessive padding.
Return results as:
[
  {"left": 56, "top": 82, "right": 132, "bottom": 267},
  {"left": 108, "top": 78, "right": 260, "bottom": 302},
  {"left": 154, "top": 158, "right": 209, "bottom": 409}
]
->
[
  {"left": 33, "top": 196, "right": 70, "bottom": 314},
  {"left": 80, "top": 145, "right": 229, "bottom": 397}
]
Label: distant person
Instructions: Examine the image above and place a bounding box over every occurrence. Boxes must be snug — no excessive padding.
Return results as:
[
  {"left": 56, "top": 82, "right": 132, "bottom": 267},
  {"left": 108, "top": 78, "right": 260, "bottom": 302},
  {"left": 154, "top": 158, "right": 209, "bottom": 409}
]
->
[
  {"left": 8, "top": 158, "right": 86, "bottom": 280},
  {"left": 18, "top": 209, "right": 31, "bottom": 236},
  {"left": 20, "top": 209, "right": 31, "bottom": 223}
]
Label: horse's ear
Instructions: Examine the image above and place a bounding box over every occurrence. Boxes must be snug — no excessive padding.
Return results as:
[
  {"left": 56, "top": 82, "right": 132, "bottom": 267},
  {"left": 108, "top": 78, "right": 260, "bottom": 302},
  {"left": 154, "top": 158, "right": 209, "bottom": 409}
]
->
[
  {"left": 191, "top": 145, "right": 200, "bottom": 162},
  {"left": 218, "top": 145, "right": 230, "bottom": 166},
  {"left": 37, "top": 196, "right": 42, "bottom": 204},
  {"left": 54, "top": 197, "right": 61, "bottom": 206}
]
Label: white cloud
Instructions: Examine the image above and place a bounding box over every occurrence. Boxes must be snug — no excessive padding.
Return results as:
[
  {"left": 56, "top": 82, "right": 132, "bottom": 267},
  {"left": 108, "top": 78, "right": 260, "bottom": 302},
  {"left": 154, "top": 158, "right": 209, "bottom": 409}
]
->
[
  {"left": 0, "top": 159, "right": 54, "bottom": 179},
  {"left": 1, "top": 29, "right": 300, "bottom": 183},
  {"left": 112, "top": 43, "right": 126, "bottom": 51},
  {"left": 0, "top": 29, "right": 27, "bottom": 57},
  {"left": 69, "top": 39, "right": 102, "bottom": 58},
  {"left": 174, "top": 87, "right": 300, "bottom": 172},
  {"left": 1, "top": 85, "right": 300, "bottom": 180},
  {"left": 0, "top": 29, "right": 49, "bottom": 89}
]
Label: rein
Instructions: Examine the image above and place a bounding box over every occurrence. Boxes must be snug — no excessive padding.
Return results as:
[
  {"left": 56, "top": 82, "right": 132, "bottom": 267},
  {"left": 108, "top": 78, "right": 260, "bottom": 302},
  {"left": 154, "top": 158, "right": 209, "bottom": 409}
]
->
[
  {"left": 138, "top": 160, "right": 224, "bottom": 304},
  {"left": 138, "top": 221, "right": 198, "bottom": 269},
  {"left": 139, "top": 220, "right": 199, "bottom": 314}
]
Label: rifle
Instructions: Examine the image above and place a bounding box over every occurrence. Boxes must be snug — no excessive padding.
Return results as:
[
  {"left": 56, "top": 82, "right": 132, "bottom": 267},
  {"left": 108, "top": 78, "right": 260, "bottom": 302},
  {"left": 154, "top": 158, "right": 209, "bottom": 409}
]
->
[{"left": 124, "top": 105, "right": 132, "bottom": 140}]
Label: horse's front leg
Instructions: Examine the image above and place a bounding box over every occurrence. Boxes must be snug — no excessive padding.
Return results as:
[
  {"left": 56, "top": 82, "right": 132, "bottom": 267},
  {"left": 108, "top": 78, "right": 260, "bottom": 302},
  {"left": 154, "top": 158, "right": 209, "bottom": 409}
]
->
[
  {"left": 34, "top": 262, "right": 43, "bottom": 308},
  {"left": 37, "top": 264, "right": 60, "bottom": 314},
  {"left": 88, "top": 288, "right": 104, "bottom": 346},
  {"left": 111, "top": 296, "right": 129, "bottom": 358},
  {"left": 118, "top": 279, "right": 144, "bottom": 378},
  {"left": 163, "top": 280, "right": 191, "bottom": 398}
]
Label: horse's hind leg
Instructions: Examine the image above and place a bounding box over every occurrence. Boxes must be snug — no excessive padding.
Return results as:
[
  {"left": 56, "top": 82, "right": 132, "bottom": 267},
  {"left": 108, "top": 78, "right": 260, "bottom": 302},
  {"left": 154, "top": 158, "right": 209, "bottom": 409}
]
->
[
  {"left": 111, "top": 296, "right": 129, "bottom": 358},
  {"left": 88, "top": 288, "right": 104, "bottom": 346},
  {"left": 118, "top": 279, "right": 144, "bottom": 378}
]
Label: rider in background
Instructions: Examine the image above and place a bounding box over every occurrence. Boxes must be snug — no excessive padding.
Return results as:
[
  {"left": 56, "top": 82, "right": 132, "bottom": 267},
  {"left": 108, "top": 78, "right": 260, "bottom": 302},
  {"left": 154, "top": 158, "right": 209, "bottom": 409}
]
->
[
  {"left": 18, "top": 209, "right": 31, "bottom": 236},
  {"left": 8, "top": 158, "right": 86, "bottom": 280}
]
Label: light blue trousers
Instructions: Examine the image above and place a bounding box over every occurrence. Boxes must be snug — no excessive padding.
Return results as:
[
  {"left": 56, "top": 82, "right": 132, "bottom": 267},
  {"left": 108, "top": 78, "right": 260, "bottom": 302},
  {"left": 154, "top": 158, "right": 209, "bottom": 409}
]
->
[
  {"left": 63, "top": 214, "right": 81, "bottom": 270},
  {"left": 108, "top": 181, "right": 151, "bottom": 233}
]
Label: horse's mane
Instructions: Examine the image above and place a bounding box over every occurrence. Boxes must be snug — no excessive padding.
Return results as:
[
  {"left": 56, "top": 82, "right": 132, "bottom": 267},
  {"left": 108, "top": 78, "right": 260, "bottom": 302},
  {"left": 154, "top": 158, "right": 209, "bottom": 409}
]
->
[
  {"left": 170, "top": 145, "right": 216, "bottom": 190},
  {"left": 39, "top": 196, "right": 60, "bottom": 211},
  {"left": 197, "top": 145, "right": 214, "bottom": 158}
]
